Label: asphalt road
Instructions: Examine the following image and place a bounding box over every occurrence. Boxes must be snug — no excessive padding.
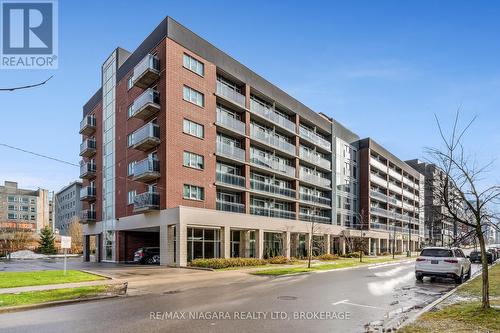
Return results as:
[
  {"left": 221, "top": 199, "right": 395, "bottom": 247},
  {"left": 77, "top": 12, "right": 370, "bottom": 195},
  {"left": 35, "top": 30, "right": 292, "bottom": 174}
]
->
[{"left": 0, "top": 260, "right": 481, "bottom": 333}]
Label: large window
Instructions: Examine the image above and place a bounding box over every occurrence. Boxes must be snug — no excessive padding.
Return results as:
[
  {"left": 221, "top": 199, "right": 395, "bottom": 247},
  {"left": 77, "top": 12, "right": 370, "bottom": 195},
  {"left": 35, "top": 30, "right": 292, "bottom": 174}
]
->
[
  {"left": 183, "top": 119, "right": 204, "bottom": 138},
  {"left": 183, "top": 184, "right": 204, "bottom": 200},
  {"left": 183, "top": 86, "right": 204, "bottom": 107},
  {"left": 183, "top": 151, "right": 204, "bottom": 169},
  {"left": 183, "top": 54, "right": 204, "bottom": 76},
  {"left": 127, "top": 190, "right": 136, "bottom": 205},
  {"left": 187, "top": 228, "right": 220, "bottom": 262}
]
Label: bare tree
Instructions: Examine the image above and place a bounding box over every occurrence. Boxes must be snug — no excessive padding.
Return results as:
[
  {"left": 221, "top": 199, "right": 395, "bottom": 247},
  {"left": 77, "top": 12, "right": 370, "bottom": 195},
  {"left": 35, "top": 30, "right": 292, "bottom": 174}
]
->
[
  {"left": 354, "top": 209, "right": 369, "bottom": 262},
  {"left": 0, "top": 227, "right": 34, "bottom": 258},
  {"left": 307, "top": 220, "right": 327, "bottom": 268},
  {"left": 428, "top": 111, "right": 500, "bottom": 309},
  {"left": 67, "top": 217, "right": 83, "bottom": 254},
  {"left": 341, "top": 229, "right": 355, "bottom": 254}
]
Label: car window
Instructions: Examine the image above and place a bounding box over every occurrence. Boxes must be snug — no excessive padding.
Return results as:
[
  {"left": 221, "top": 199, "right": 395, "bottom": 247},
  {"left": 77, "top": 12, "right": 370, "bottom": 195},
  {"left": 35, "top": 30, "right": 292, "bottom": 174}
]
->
[
  {"left": 455, "top": 250, "right": 465, "bottom": 257},
  {"left": 420, "top": 249, "right": 454, "bottom": 257}
]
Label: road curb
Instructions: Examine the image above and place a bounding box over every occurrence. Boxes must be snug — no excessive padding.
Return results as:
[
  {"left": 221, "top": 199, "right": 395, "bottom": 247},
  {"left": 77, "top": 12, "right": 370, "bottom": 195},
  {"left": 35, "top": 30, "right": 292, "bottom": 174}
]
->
[{"left": 79, "top": 269, "right": 115, "bottom": 280}]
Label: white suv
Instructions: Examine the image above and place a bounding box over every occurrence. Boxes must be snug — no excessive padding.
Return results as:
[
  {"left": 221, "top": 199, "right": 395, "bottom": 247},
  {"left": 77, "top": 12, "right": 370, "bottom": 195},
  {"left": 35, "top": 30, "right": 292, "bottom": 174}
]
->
[{"left": 415, "top": 247, "right": 471, "bottom": 284}]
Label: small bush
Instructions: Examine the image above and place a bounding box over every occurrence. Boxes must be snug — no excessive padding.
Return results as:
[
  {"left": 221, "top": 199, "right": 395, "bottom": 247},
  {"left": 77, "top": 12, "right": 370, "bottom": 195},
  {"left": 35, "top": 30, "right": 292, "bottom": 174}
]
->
[
  {"left": 316, "top": 253, "right": 339, "bottom": 261},
  {"left": 342, "top": 252, "right": 360, "bottom": 258},
  {"left": 266, "top": 256, "right": 289, "bottom": 264},
  {"left": 190, "top": 258, "right": 267, "bottom": 269},
  {"left": 380, "top": 252, "right": 391, "bottom": 256}
]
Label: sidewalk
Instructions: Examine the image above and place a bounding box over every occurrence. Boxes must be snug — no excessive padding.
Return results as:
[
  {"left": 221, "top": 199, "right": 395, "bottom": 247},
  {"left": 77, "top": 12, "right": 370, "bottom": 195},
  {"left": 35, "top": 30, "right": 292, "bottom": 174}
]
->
[{"left": 0, "top": 279, "right": 123, "bottom": 295}]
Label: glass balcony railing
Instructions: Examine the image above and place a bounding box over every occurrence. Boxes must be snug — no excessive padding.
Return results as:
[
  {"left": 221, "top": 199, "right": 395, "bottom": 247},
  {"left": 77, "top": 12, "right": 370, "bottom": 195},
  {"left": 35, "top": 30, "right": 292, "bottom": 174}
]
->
[
  {"left": 130, "top": 88, "right": 160, "bottom": 120},
  {"left": 216, "top": 81, "right": 245, "bottom": 107},
  {"left": 370, "top": 222, "right": 420, "bottom": 235},
  {"left": 250, "top": 179, "right": 296, "bottom": 198},
  {"left": 131, "top": 123, "right": 160, "bottom": 151},
  {"left": 370, "top": 190, "right": 397, "bottom": 205},
  {"left": 79, "top": 161, "right": 96, "bottom": 179},
  {"left": 133, "top": 158, "right": 160, "bottom": 181},
  {"left": 250, "top": 127, "right": 296, "bottom": 155},
  {"left": 299, "top": 213, "right": 331, "bottom": 223},
  {"left": 299, "top": 148, "right": 331, "bottom": 170},
  {"left": 249, "top": 99, "right": 296, "bottom": 133},
  {"left": 132, "top": 54, "right": 160, "bottom": 88},
  {"left": 299, "top": 192, "right": 331, "bottom": 206},
  {"left": 250, "top": 155, "right": 296, "bottom": 178},
  {"left": 133, "top": 192, "right": 160, "bottom": 212},
  {"left": 216, "top": 200, "right": 245, "bottom": 213},
  {"left": 216, "top": 110, "right": 246, "bottom": 135},
  {"left": 250, "top": 205, "right": 296, "bottom": 220},
  {"left": 299, "top": 127, "right": 331, "bottom": 151},
  {"left": 79, "top": 210, "right": 96, "bottom": 223},
  {"left": 79, "top": 115, "right": 96, "bottom": 135},
  {"left": 216, "top": 142, "right": 246, "bottom": 162},
  {"left": 79, "top": 139, "right": 96, "bottom": 157},
  {"left": 216, "top": 171, "right": 245, "bottom": 188},
  {"left": 80, "top": 186, "right": 96, "bottom": 201},
  {"left": 299, "top": 170, "right": 331, "bottom": 188},
  {"left": 370, "top": 207, "right": 411, "bottom": 222}
]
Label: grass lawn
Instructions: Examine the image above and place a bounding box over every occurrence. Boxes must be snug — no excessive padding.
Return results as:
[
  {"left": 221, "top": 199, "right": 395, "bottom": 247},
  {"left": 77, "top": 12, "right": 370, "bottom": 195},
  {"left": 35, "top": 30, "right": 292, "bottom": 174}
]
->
[
  {"left": 399, "top": 264, "right": 500, "bottom": 333},
  {"left": 0, "top": 270, "right": 105, "bottom": 289},
  {"left": 252, "top": 256, "right": 407, "bottom": 276},
  {"left": 0, "top": 285, "right": 108, "bottom": 308}
]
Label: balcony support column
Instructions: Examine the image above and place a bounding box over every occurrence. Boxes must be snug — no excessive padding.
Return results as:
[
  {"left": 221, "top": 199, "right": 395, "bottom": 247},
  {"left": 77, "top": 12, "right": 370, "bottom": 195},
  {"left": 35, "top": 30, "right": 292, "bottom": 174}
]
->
[
  {"left": 222, "top": 226, "right": 231, "bottom": 259},
  {"left": 166, "top": 225, "right": 175, "bottom": 266},
  {"left": 159, "top": 225, "right": 168, "bottom": 266},
  {"left": 175, "top": 223, "right": 187, "bottom": 267},
  {"left": 325, "top": 234, "right": 331, "bottom": 254},
  {"left": 255, "top": 229, "right": 264, "bottom": 259},
  {"left": 377, "top": 238, "right": 381, "bottom": 255},
  {"left": 283, "top": 230, "right": 291, "bottom": 259},
  {"left": 339, "top": 236, "right": 346, "bottom": 255}
]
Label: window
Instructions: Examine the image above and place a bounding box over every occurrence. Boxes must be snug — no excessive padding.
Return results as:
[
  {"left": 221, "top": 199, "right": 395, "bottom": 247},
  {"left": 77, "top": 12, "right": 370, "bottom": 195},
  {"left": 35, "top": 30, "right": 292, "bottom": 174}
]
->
[
  {"left": 183, "top": 119, "right": 204, "bottom": 138},
  {"left": 183, "top": 86, "right": 204, "bottom": 107},
  {"left": 127, "top": 104, "right": 134, "bottom": 118},
  {"left": 8, "top": 213, "right": 16, "bottom": 219},
  {"left": 183, "top": 185, "right": 204, "bottom": 200},
  {"left": 127, "top": 75, "right": 133, "bottom": 89},
  {"left": 183, "top": 151, "right": 204, "bottom": 169},
  {"left": 8, "top": 205, "right": 15, "bottom": 211},
  {"left": 128, "top": 161, "right": 136, "bottom": 176},
  {"left": 7, "top": 196, "right": 15, "bottom": 202},
  {"left": 127, "top": 133, "right": 134, "bottom": 147},
  {"left": 183, "top": 53, "right": 204, "bottom": 76},
  {"left": 127, "top": 190, "right": 136, "bottom": 205}
]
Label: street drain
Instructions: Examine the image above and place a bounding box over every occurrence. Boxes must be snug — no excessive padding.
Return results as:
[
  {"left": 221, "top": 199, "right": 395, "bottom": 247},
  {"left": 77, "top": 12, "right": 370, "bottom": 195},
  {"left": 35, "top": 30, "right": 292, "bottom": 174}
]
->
[
  {"left": 277, "top": 296, "right": 297, "bottom": 301},
  {"left": 163, "top": 290, "right": 182, "bottom": 295}
]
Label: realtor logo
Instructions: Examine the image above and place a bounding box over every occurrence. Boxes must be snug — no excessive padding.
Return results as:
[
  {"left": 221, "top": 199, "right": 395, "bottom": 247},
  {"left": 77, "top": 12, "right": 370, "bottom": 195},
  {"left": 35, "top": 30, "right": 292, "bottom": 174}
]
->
[{"left": 1, "top": 0, "right": 58, "bottom": 69}]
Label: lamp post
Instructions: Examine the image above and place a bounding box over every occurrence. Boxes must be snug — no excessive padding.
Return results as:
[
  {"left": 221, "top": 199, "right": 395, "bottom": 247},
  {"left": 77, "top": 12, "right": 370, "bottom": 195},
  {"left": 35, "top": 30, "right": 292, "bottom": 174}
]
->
[{"left": 392, "top": 221, "right": 396, "bottom": 259}]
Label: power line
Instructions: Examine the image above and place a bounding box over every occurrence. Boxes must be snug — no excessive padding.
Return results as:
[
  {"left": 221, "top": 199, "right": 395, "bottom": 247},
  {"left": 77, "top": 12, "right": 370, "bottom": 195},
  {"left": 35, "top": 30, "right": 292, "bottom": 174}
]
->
[{"left": 0, "top": 143, "right": 79, "bottom": 167}]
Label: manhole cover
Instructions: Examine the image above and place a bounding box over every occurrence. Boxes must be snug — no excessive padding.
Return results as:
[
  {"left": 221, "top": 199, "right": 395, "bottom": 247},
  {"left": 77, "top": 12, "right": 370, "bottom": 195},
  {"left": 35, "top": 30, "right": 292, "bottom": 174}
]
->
[
  {"left": 163, "top": 290, "right": 182, "bottom": 295},
  {"left": 277, "top": 296, "right": 297, "bottom": 300}
]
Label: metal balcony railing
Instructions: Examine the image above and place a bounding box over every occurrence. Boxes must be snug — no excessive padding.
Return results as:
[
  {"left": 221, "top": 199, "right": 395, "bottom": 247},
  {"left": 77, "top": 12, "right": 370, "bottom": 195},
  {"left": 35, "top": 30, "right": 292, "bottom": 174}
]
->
[
  {"left": 216, "top": 200, "right": 245, "bottom": 213},
  {"left": 79, "top": 115, "right": 96, "bottom": 135},
  {"left": 299, "top": 170, "right": 331, "bottom": 188},
  {"left": 130, "top": 88, "right": 160, "bottom": 120},
  {"left": 370, "top": 190, "right": 397, "bottom": 205},
  {"left": 250, "top": 127, "right": 296, "bottom": 155},
  {"left": 216, "top": 110, "right": 246, "bottom": 135},
  {"left": 79, "top": 139, "right": 96, "bottom": 157},
  {"left": 299, "top": 147, "right": 331, "bottom": 170},
  {"left": 79, "top": 210, "right": 96, "bottom": 223},
  {"left": 80, "top": 186, "right": 96, "bottom": 201},
  {"left": 249, "top": 99, "right": 296, "bottom": 133},
  {"left": 250, "top": 154, "right": 296, "bottom": 178},
  {"left": 250, "top": 179, "right": 296, "bottom": 198},
  {"left": 216, "top": 81, "right": 245, "bottom": 107},
  {"left": 216, "top": 141, "right": 246, "bottom": 162},
  {"left": 133, "top": 158, "right": 160, "bottom": 182},
  {"left": 216, "top": 171, "right": 245, "bottom": 188},
  {"left": 80, "top": 161, "right": 96, "bottom": 179},
  {"left": 299, "top": 213, "right": 331, "bottom": 223},
  {"left": 299, "top": 192, "right": 331, "bottom": 206},
  {"left": 299, "top": 127, "right": 331, "bottom": 151},
  {"left": 132, "top": 54, "right": 160, "bottom": 88},
  {"left": 133, "top": 192, "right": 160, "bottom": 212},
  {"left": 131, "top": 123, "right": 160, "bottom": 151},
  {"left": 250, "top": 205, "right": 296, "bottom": 220}
]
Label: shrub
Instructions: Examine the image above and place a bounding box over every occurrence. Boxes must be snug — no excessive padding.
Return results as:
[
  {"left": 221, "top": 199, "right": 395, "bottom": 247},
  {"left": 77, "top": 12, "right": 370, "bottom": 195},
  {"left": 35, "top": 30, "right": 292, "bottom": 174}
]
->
[
  {"left": 342, "top": 252, "right": 360, "bottom": 258},
  {"left": 190, "top": 258, "right": 267, "bottom": 269},
  {"left": 316, "top": 253, "right": 339, "bottom": 261},
  {"left": 380, "top": 252, "right": 391, "bottom": 256},
  {"left": 266, "top": 256, "right": 289, "bottom": 264}
]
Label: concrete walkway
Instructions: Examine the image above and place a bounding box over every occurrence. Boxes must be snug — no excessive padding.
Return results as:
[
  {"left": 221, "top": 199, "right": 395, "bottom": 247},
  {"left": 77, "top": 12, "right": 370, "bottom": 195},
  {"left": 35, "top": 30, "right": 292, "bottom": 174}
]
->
[{"left": 0, "top": 279, "right": 123, "bottom": 295}]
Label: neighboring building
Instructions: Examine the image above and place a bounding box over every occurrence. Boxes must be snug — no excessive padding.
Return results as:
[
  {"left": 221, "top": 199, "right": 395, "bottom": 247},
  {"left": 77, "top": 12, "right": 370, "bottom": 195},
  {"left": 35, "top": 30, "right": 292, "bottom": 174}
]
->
[
  {"left": 0, "top": 181, "right": 53, "bottom": 232},
  {"left": 54, "top": 181, "right": 82, "bottom": 235},
  {"left": 79, "top": 17, "right": 424, "bottom": 265},
  {"left": 356, "top": 139, "right": 425, "bottom": 254}
]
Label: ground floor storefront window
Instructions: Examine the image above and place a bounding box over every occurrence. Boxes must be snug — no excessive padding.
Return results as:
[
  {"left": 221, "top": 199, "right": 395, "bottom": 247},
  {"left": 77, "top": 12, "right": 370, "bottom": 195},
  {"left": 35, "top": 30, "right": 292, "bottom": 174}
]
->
[
  {"left": 187, "top": 228, "right": 220, "bottom": 262},
  {"left": 263, "top": 232, "right": 283, "bottom": 258}
]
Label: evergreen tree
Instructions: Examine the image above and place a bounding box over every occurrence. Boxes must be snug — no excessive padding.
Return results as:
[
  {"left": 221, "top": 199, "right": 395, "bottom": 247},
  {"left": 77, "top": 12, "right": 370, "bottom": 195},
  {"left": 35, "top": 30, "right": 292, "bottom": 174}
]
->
[{"left": 38, "top": 226, "right": 56, "bottom": 254}]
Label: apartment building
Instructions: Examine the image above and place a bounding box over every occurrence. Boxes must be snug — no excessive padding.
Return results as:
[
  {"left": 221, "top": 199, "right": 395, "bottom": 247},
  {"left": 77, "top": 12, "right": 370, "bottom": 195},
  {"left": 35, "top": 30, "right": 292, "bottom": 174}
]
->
[
  {"left": 357, "top": 140, "right": 425, "bottom": 254},
  {"left": 80, "top": 17, "right": 424, "bottom": 265},
  {"left": 54, "top": 181, "right": 82, "bottom": 235},
  {"left": 0, "top": 181, "right": 53, "bottom": 232}
]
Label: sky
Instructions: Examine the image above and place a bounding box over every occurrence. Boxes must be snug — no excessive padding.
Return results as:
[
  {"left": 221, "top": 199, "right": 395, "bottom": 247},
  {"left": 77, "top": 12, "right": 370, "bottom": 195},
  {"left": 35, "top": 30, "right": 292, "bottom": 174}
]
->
[{"left": 0, "top": 0, "right": 499, "bottom": 193}]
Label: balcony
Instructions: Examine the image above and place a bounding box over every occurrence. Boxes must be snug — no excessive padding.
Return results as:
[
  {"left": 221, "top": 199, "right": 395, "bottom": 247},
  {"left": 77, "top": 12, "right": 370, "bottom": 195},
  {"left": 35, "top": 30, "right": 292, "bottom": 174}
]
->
[
  {"left": 216, "top": 81, "right": 245, "bottom": 107},
  {"left": 250, "top": 127, "right": 296, "bottom": 156},
  {"left": 250, "top": 179, "right": 296, "bottom": 199},
  {"left": 133, "top": 192, "right": 160, "bottom": 212},
  {"left": 299, "top": 192, "right": 331, "bottom": 206},
  {"left": 130, "top": 88, "right": 160, "bottom": 120},
  {"left": 80, "top": 139, "right": 96, "bottom": 158},
  {"left": 299, "top": 148, "right": 331, "bottom": 170},
  {"left": 216, "top": 171, "right": 245, "bottom": 188},
  {"left": 132, "top": 158, "right": 160, "bottom": 182},
  {"left": 402, "top": 189, "right": 415, "bottom": 200},
  {"left": 299, "top": 127, "right": 331, "bottom": 151},
  {"left": 216, "top": 141, "right": 245, "bottom": 162},
  {"left": 370, "top": 207, "right": 409, "bottom": 222},
  {"left": 370, "top": 190, "right": 397, "bottom": 205},
  {"left": 250, "top": 155, "right": 296, "bottom": 178},
  {"left": 370, "top": 173, "right": 387, "bottom": 187},
  {"left": 216, "top": 110, "right": 246, "bottom": 135},
  {"left": 79, "top": 115, "right": 96, "bottom": 136},
  {"left": 299, "top": 170, "right": 331, "bottom": 188},
  {"left": 216, "top": 200, "right": 245, "bottom": 213},
  {"left": 79, "top": 210, "right": 96, "bottom": 224},
  {"left": 299, "top": 213, "right": 331, "bottom": 224},
  {"left": 80, "top": 161, "right": 96, "bottom": 179},
  {"left": 388, "top": 182, "right": 401, "bottom": 194},
  {"left": 80, "top": 186, "right": 96, "bottom": 201},
  {"left": 388, "top": 168, "right": 401, "bottom": 180},
  {"left": 249, "top": 99, "right": 296, "bottom": 133},
  {"left": 370, "top": 157, "right": 387, "bottom": 173},
  {"left": 132, "top": 54, "right": 160, "bottom": 88},
  {"left": 250, "top": 205, "right": 296, "bottom": 220},
  {"left": 131, "top": 123, "right": 160, "bottom": 151}
]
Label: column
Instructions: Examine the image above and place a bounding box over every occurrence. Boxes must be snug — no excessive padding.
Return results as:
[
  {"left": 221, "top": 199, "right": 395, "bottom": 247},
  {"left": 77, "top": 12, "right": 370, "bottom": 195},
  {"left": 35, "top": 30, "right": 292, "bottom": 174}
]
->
[
  {"left": 339, "top": 236, "right": 346, "bottom": 255},
  {"left": 256, "top": 229, "right": 264, "bottom": 259},
  {"left": 175, "top": 223, "right": 187, "bottom": 267},
  {"left": 325, "top": 234, "right": 331, "bottom": 255},
  {"left": 222, "top": 226, "right": 231, "bottom": 258},
  {"left": 167, "top": 225, "right": 175, "bottom": 265},
  {"left": 367, "top": 238, "right": 371, "bottom": 255},
  {"left": 159, "top": 225, "right": 168, "bottom": 266},
  {"left": 377, "top": 238, "right": 381, "bottom": 255},
  {"left": 83, "top": 235, "right": 89, "bottom": 262},
  {"left": 284, "top": 231, "right": 291, "bottom": 259},
  {"left": 239, "top": 230, "right": 249, "bottom": 258},
  {"left": 305, "top": 233, "right": 311, "bottom": 257}
]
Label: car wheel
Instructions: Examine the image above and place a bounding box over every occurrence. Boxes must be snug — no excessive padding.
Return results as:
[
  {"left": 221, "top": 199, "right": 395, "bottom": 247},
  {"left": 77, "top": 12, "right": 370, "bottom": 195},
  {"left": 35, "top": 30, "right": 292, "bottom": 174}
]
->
[
  {"left": 415, "top": 273, "right": 423, "bottom": 282},
  {"left": 466, "top": 267, "right": 471, "bottom": 279},
  {"left": 146, "top": 257, "right": 155, "bottom": 264},
  {"left": 455, "top": 270, "right": 464, "bottom": 284},
  {"left": 152, "top": 255, "right": 160, "bottom": 264}
]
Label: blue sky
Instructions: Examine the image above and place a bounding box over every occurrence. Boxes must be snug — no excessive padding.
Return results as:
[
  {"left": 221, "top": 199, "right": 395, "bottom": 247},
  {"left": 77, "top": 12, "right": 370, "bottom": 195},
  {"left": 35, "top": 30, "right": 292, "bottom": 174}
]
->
[{"left": 0, "top": 0, "right": 499, "bottom": 192}]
